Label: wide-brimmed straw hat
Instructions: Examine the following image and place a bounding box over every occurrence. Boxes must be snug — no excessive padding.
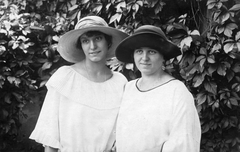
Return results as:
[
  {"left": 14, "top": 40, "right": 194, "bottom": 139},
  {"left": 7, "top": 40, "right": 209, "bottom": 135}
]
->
[
  {"left": 115, "top": 25, "right": 181, "bottom": 63},
  {"left": 57, "top": 16, "right": 128, "bottom": 63}
]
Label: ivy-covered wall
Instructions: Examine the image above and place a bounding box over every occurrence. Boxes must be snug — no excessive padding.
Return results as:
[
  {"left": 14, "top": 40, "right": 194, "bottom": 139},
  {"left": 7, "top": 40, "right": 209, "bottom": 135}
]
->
[{"left": 0, "top": 0, "right": 240, "bottom": 151}]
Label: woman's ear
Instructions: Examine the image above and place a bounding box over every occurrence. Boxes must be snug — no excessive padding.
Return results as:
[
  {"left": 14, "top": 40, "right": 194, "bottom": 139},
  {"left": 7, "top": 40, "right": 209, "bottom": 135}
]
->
[{"left": 108, "top": 43, "right": 112, "bottom": 49}]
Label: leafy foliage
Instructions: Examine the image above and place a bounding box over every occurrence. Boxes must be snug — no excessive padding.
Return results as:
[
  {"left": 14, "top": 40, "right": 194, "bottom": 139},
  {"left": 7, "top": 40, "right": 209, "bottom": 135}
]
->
[
  {"left": 0, "top": 0, "right": 66, "bottom": 151},
  {"left": 0, "top": 0, "right": 240, "bottom": 151}
]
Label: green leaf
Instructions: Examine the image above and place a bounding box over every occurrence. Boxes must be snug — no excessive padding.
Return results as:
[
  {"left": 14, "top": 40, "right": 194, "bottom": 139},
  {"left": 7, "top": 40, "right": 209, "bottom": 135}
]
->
[
  {"left": 221, "top": 13, "right": 230, "bottom": 23},
  {"left": 0, "top": 45, "right": 6, "bottom": 55},
  {"left": 132, "top": 3, "right": 140, "bottom": 12},
  {"left": 68, "top": 8, "right": 79, "bottom": 20},
  {"left": 226, "top": 71, "right": 234, "bottom": 82},
  {"left": 217, "top": 27, "right": 224, "bottom": 34},
  {"left": 196, "top": 92, "right": 207, "bottom": 105},
  {"left": 202, "top": 124, "right": 210, "bottom": 133},
  {"left": 232, "top": 83, "right": 240, "bottom": 92},
  {"left": 237, "top": 42, "right": 240, "bottom": 51},
  {"left": 229, "top": 4, "right": 240, "bottom": 11},
  {"left": 208, "top": 64, "right": 217, "bottom": 76},
  {"left": 2, "top": 109, "right": 9, "bottom": 118},
  {"left": 232, "top": 63, "right": 240, "bottom": 73},
  {"left": 223, "top": 119, "right": 229, "bottom": 128},
  {"left": 116, "top": 1, "right": 126, "bottom": 13},
  {"left": 224, "top": 42, "right": 234, "bottom": 53},
  {"left": 235, "top": 31, "right": 240, "bottom": 40},
  {"left": 154, "top": 1, "right": 165, "bottom": 14},
  {"left": 217, "top": 63, "right": 226, "bottom": 76},
  {"left": 229, "top": 97, "right": 238, "bottom": 106},
  {"left": 69, "top": 4, "right": 78, "bottom": 11},
  {"left": 106, "top": 3, "right": 111, "bottom": 10},
  {"left": 207, "top": 55, "right": 215, "bottom": 63},
  {"left": 207, "top": 2, "right": 216, "bottom": 9},
  {"left": 82, "top": 0, "right": 90, "bottom": 4},
  {"left": 12, "top": 92, "right": 22, "bottom": 102},
  {"left": 220, "top": 91, "right": 226, "bottom": 100},
  {"left": 207, "top": 0, "right": 217, "bottom": 6},
  {"left": 224, "top": 28, "right": 232, "bottom": 37},
  {"left": 180, "top": 36, "right": 192, "bottom": 48},
  {"left": 200, "top": 47, "right": 207, "bottom": 55},
  {"left": 7, "top": 76, "right": 21, "bottom": 87},
  {"left": 42, "top": 62, "right": 52, "bottom": 70},
  {"left": 199, "top": 58, "right": 206, "bottom": 67},
  {"left": 196, "top": 55, "right": 205, "bottom": 62},
  {"left": 136, "top": 0, "right": 143, "bottom": 6},
  {"left": 15, "top": 70, "right": 27, "bottom": 77},
  {"left": 213, "top": 101, "right": 219, "bottom": 109},
  {"left": 223, "top": 23, "right": 238, "bottom": 37},
  {"left": 146, "top": 0, "right": 158, "bottom": 7},
  {"left": 226, "top": 23, "right": 238, "bottom": 30},
  {"left": 12, "top": 42, "right": 19, "bottom": 49},
  {"left": 193, "top": 74, "right": 204, "bottom": 87},
  {"left": 4, "top": 95, "right": 11, "bottom": 104},
  {"left": 204, "top": 81, "right": 217, "bottom": 94},
  {"left": 211, "top": 43, "right": 221, "bottom": 52},
  {"left": 216, "top": 2, "right": 223, "bottom": 9},
  {"left": 109, "top": 13, "right": 122, "bottom": 24},
  {"left": 93, "top": 3, "right": 102, "bottom": 14}
]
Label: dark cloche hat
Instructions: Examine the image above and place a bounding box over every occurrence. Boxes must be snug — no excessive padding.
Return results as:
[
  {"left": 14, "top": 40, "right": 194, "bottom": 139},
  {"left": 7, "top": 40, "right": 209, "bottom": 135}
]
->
[{"left": 115, "top": 25, "right": 181, "bottom": 63}]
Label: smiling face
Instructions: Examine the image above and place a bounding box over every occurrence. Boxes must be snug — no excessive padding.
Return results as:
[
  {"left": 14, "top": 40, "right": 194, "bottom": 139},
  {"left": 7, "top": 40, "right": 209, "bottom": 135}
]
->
[
  {"left": 133, "top": 47, "right": 165, "bottom": 76},
  {"left": 80, "top": 31, "right": 110, "bottom": 63}
]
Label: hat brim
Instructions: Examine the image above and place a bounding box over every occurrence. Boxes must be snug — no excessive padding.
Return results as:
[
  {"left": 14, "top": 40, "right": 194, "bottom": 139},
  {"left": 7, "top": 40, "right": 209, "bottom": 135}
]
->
[
  {"left": 57, "top": 26, "right": 128, "bottom": 63},
  {"left": 116, "top": 32, "right": 181, "bottom": 63}
]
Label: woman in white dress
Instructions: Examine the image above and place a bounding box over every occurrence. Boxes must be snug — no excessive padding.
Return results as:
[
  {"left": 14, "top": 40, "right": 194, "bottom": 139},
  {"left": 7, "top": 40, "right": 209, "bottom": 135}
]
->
[
  {"left": 115, "top": 25, "right": 201, "bottom": 152},
  {"left": 29, "top": 15, "right": 128, "bottom": 152}
]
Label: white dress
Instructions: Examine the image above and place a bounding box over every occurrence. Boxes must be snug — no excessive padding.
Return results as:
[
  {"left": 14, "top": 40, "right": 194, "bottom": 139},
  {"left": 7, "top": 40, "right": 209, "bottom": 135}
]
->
[
  {"left": 29, "top": 65, "right": 127, "bottom": 152},
  {"left": 116, "top": 79, "right": 201, "bottom": 152}
]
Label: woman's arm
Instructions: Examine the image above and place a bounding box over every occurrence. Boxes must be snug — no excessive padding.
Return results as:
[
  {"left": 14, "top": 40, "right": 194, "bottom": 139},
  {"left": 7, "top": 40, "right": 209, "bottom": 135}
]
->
[
  {"left": 45, "top": 146, "right": 58, "bottom": 152},
  {"left": 162, "top": 85, "right": 201, "bottom": 152}
]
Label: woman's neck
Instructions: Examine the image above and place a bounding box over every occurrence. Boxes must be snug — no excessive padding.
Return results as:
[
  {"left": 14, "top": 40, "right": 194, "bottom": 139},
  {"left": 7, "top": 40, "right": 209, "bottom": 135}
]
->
[
  {"left": 141, "top": 70, "right": 166, "bottom": 82},
  {"left": 85, "top": 59, "right": 107, "bottom": 74},
  {"left": 84, "top": 59, "right": 112, "bottom": 82},
  {"left": 138, "top": 71, "right": 173, "bottom": 90}
]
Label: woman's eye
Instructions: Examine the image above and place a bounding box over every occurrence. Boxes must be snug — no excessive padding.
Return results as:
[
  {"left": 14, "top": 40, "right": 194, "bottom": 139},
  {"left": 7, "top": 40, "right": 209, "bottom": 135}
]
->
[
  {"left": 149, "top": 50, "right": 157, "bottom": 54},
  {"left": 81, "top": 39, "right": 89, "bottom": 44},
  {"left": 95, "top": 36, "right": 103, "bottom": 41},
  {"left": 135, "top": 49, "right": 143, "bottom": 54}
]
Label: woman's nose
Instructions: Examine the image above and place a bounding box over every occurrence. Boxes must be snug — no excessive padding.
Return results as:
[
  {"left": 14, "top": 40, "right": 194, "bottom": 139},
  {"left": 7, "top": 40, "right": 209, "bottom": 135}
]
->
[
  {"left": 142, "top": 51, "right": 149, "bottom": 61},
  {"left": 90, "top": 40, "right": 97, "bottom": 49}
]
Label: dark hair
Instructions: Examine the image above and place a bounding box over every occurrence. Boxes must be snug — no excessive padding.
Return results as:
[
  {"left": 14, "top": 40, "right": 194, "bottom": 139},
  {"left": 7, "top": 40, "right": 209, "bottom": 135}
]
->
[{"left": 77, "top": 30, "right": 112, "bottom": 49}]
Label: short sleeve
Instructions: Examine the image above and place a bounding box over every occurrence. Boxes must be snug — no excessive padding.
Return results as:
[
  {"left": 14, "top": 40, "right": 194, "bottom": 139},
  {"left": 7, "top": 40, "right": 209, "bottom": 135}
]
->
[{"left": 29, "top": 86, "right": 61, "bottom": 149}]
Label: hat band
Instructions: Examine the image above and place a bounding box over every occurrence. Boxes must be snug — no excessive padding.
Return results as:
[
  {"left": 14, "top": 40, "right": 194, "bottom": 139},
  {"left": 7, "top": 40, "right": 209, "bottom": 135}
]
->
[{"left": 75, "top": 19, "right": 108, "bottom": 29}]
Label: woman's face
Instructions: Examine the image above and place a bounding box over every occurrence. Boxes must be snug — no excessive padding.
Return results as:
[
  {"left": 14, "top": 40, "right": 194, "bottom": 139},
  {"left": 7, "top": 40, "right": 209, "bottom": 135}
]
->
[
  {"left": 80, "top": 33, "right": 109, "bottom": 62},
  {"left": 133, "top": 47, "right": 164, "bottom": 76}
]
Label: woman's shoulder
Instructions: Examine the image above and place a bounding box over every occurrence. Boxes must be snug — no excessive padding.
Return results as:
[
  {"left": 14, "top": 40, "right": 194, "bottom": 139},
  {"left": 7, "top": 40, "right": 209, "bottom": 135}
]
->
[
  {"left": 169, "top": 79, "right": 185, "bottom": 86},
  {"left": 170, "top": 79, "right": 189, "bottom": 89},
  {"left": 47, "top": 65, "right": 74, "bottom": 84},
  {"left": 168, "top": 79, "right": 193, "bottom": 98},
  {"left": 124, "top": 78, "right": 138, "bottom": 89},
  {"left": 51, "top": 65, "right": 73, "bottom": 75},
  {"left": 45, "top": 65, "right": 88, "bottom": 90},
  {"left": 112, "top": 71, "right": 128, "bottom": 83}
]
